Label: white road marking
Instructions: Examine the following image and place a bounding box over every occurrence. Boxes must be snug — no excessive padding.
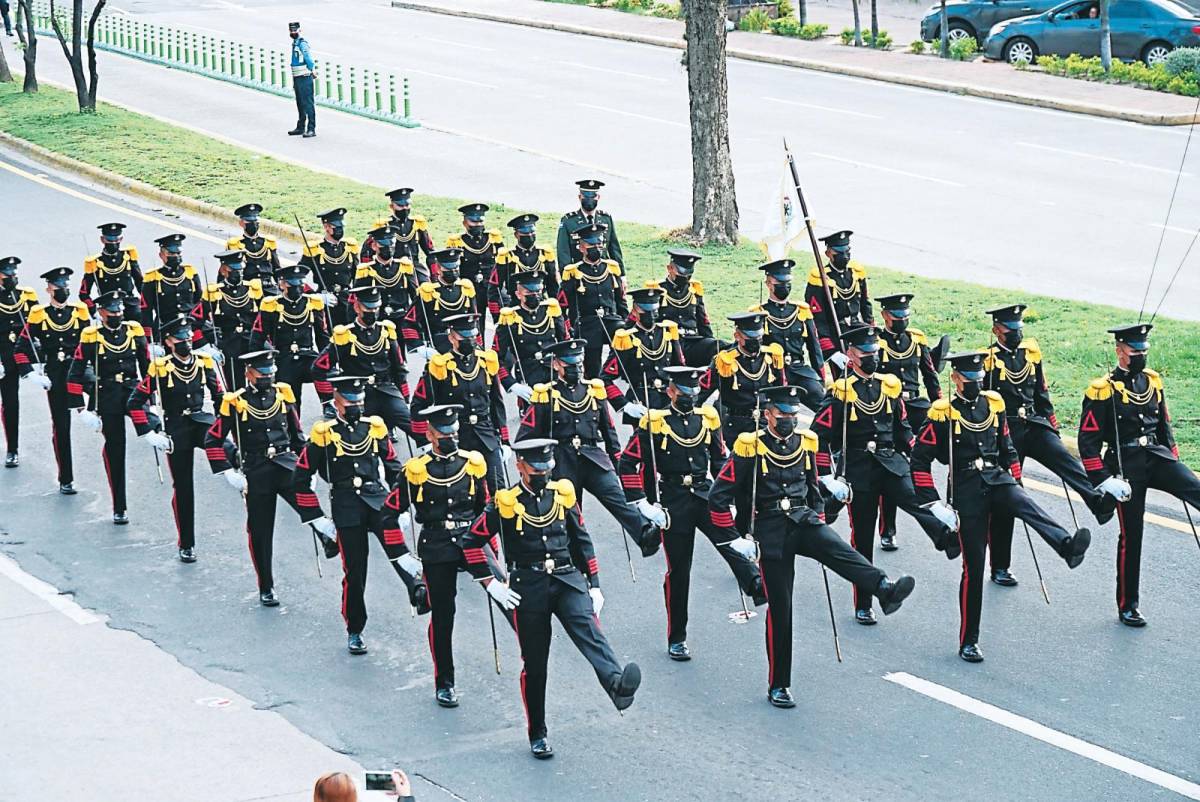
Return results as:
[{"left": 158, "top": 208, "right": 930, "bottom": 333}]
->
[
  {"left": 761, "top": 96, "right": 882, "bottom": 120},
  {"left": 423, "top": 36, "right": 495, "bottom": 52},
  {"left": 404, "top": 68, "right": 497, "bottom": 89},
  {"left": 808, "top": 151, "right": 965, "bottom": 187},
  {"left": 1017, "top": 142, "right": 1190, "bottom": 177},
  {"left": 291, "top": 17, "right": 361, "bottom": 30},
  {"left": 884, "top": 671, "right": 1200, "bottom": 801},
  {"left": 1147, "top": 221, "right": 1200, "bottom": 236},
  {"left": 560, "top": 61, "right": 668, "bottom": 83},
  {"left": 576, "top": 102, "right": 688, "bottom": 129},
  {"left": 0, "top": 554, "right": 103, "bottom": 625}
]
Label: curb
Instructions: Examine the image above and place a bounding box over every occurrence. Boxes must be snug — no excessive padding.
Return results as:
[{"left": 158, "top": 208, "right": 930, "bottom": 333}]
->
[{"left": 389, "top": 0, "right": 1200, "bottom": 126}]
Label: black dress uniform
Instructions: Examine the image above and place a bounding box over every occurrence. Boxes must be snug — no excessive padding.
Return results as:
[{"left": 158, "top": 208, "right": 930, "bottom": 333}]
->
[
  {"left": 0, "top": 257, "right": 37, "bottom": 464},
  {"left": 299, "top": 208, "right": 359, "bottom": 327},
  {"left": 912, "top": 351, "right": 1090, "bottom": 662},
  {"left": 197, "top": 251, "right": 262, "bottom": 390},
  {"left": 228, "top": 204, "right": 282, "bottom": 290},
  {"left": 1077, "top": 324, "right": 1199, "bottom": 626},
  {"left": 602, "top": 293, "right": 683, "bottom": 418},
  {"left": 984, "top": 303, "right": 1113, "bottom": 586},
  {"left": 128, "top": 316, "right": 222, "bottom": 559},
  {"left": 644, "top": 249, "right": 717, "bottom": 369},
  {"left": 14, "top": 268, "right": 90, "bottom": 487},
  {"left": 462, "top": 439, "right": 641, "bottom": 756},
  {"left": 558, "top": 224, "right": 629, "bottom": 379},
  {"left": 698, "top": 313, "right": 786, "bottom": 448},
  {"left": 556, "top": 179, "right": 624, "bottom": 274},
  {"left": 617, "top": 368, "right": 765, "bottom": 654},
  {"left": 804, "top": 230, "right": 872, "bottom": 366},
  {"left": 708, "top": 386, "right": 914, "bottom": 706},
  {"left": 359, "top": 188, "right": 434, "bottom": 285},
  {"left": 66, "top": 291, "right": 151, "bottom": 523},
  {"left": 141, "top": 234, "right": 204, "bottom": 344},
  {"left": 79, "top": 223, "right": 143, "bottom": 321},
  {"left": 402, "top": 248, "right": 478, "bottom": 354},
  {"left": 751, "top": 259, "right": 826, "bottom": 412},
  {"left": 494, "top": 288, "right": 566, "bottom": 395},
  {"left": 248, "top": 266, "right": 330, "bottom": 415},
  {"left": 445, "top": 203, "right": 502, "bottom": 322},
  {"left": 489, "top": 214, "right": 559, "bottom": 320},
  {"left": 355, "top": 227, "right": 418, "bottom": 330}
]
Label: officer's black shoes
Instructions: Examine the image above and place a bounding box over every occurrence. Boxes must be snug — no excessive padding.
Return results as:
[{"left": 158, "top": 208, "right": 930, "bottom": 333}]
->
[
  {"left": 855, "top": 608, "right": 877, "bottom": 625},
  {"left": 410, "top": 583, "right": 432, "bottom": 616},
  {"left": 59, "top": 482, "right": 76, "bottom": 495},
  {"left": 112, "top": 511, "right": 129, "bottom": 526},
  {"left": 1061, "top": 528, "right": 1092, "bottom": 569},
  {"left": 959, "top": 643, "right": 984, "bottom": 663},
  {"left": 880, "top": 531, "right": 898, "bottom": 552},
  {"left": 990, "top": 568, "right": 1019, "bottom": 587},
  {"left": 638, "top": 528, "right": 662, "bottom": 558},
  {"left": 609, "top": 662, "right": 641, "bottom": 711},
  {"left": 303, "top": 130, "right": 316, "bottom": 138},
  {"left": 260, "top": 589, "right": 279, "bottom": 607},
  {"left": 877, "top": 574, "right": 915, "bottom": 616},
  {"left": 667, "top": 641, "right": 691, "bottom": 661},
  {"left": 530, "top": 738, "right": 554, "bottom": 760},
  {"left": 5, "top": 452, "right": 18, "bottom": 467},
  {"left": 940, "top": 530, "right": 961, "bottom": 560},
  {"left": 287, "top": 127, "right": 304, "bottom": 136},
  {"left": 178, "top": 548, "right": 196, "bottom": 564},
  {"left": 435, "top": 687, "right": 459, "bottom": 708},
  {"left": 347, "top": 633, "right": 368, "bottom": 654},
  {"left": 1091, "top": 493, "right": 1117, "bottom": 526},
  {"left": 317, "top": 532, "right": 340, "bottom": 559},
  {"left": 1119, "top": 608, "right": 1147, "bottom": 628},
  {"left": 767, "top": 687, "right": 796, "bottom": 708}
]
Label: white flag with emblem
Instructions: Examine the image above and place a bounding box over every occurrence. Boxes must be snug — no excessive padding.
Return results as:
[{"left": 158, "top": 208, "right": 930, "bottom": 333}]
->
[{"left": 760, "top": 152, "right": 806, "bottom": 261}]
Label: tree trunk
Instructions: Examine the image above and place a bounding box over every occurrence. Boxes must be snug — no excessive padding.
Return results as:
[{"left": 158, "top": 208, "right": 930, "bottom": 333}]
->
[
  {"left": 851, "top": 0, "right": 863, "bottom": 46},
  {"left": 50, "top": 0, "right": 103, "bottom": 112},
  {"left": 16, "top": 0, "right": 37, "bottom": 92},
  {"left": 798, "top": 0, "right": 807, "bottom": 25},
  {"left": 939, "top": 0, "right": 949, "bottom": 57},
  {"left": 870, "top": 0, "right": 878, "bottom": 45},
  {"left": 682, "top": 0, "right": 739, "bottom": 245},
  {"left": 0, "top": 37, "right": 13, "bottom": 83},
  {"left": 85, "top": 0, "right": 106, "bottom": 110},
  {"left": 1099, "top": 0, "right": 1112, "bottom": 72}
]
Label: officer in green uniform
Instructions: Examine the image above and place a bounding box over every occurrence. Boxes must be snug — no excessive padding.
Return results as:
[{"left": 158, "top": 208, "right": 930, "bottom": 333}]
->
[{"left": 556, "top": 179, "right": 624, "bottom": 275}]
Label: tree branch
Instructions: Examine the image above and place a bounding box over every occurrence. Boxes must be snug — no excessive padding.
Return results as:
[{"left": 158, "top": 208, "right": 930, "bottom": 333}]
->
[
  {"left": 49, "top": 0, "right": 74, "bottom": 65},
  {"left": 85, "top": 0, "right": 106, "bottom": 109}
]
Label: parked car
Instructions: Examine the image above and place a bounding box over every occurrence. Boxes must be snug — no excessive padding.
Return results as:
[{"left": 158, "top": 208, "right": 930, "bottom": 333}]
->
[
  {"left": 984, "top": 0, "right": 1200, "bottom": 64},
  {"left": 920, "top": 0, "right": 1064, "bottom": 46}
]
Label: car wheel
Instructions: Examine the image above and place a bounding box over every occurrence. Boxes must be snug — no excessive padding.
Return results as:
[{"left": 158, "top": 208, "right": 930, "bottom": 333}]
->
[
  {"left": 1003, "top": 37, "right": 1038, "bottom": 65},
  {"left": 947, "top": 22, "right": 978, "bottom": 45},
  {"left": 1142, "top": 41, "right": 1172, "bottom": 65}
]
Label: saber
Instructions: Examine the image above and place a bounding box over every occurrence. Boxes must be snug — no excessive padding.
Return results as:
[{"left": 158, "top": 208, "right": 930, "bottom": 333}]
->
[
  {"left": 785, "top": 139, "right": 845, "bottom": 360},
  {"left": 1183, "top": 500, "right": 1200, "bottom": 554},
  {"left": 1060, "top": 477, "right": 1081, "bottom": 531},
  {"left": 293, "top": 214, "right": 338, "bottom": 339},
  {"left": 1021, "top": 516, "right": 1050, "bottom": 605},
  {"left": 594, "top": 310, "right": 640, "bottom": 582}
]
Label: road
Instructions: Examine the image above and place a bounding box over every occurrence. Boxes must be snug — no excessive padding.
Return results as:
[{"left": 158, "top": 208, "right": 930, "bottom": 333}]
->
[{"left": 2, "top": 148, "right": 1199, "bottom": 801}]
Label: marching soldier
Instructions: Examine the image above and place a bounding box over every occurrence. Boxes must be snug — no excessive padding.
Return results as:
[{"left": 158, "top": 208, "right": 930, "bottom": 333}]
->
[
  {"left": 355, "top": 225, "right": 418, "bottom": 331},
  {"left": 14, "top": 267, "right": 90, "bottom": 490},
  {"left": 601, "top": 287, "right": 683, "bottom": 422},
  {"left": 409, "top": 313, "right": 509, "bottom": 493},
  {"left": 557, "top": 223, "right": 628, "bottom": 378},
  {"left": 204, "top": 349, "right": 332, "bottom": 606},
  {"left": 517, "top": 339, "right": 661, "bottom": 557},
  {"left": 299, "top": 208, "right": 358, "bottom": 327},
  {"left": 312, "top": 285, "right": 410, "bottom": 436},
  {"left": 493, "top": 274, "right": 566, "bottom": 406},
  {"left": 66, "top": 290, "right": 150, "bottom": 525},
  {"left": 911, "top": 351, "right": 1092, "bottom": 662},
  {"left": 248, "top": 265, "right": 329, "bottom": 414},
  {"left": 359, "top": 188, "right": 434, "bottom": 285},
  {"left": 875, "top": 293, "right": 943, "bottom": 551},
  {"left": 292, "top": 376, "right": 426, "bottom": 654},
  {"left": 644, "top": 249, "right": 716, "bottom": 369},
  {"left": 698, "top": 312, "right": 785, "bottom": 448},
  {"left": 141, "top": 234, "right": 203, "bottom": 345},
  {"left": 79, "top": 222, "right": 143, "bottom": 321},
  {"left": 708, "top": 385, "right": 916, "bottom": 707},
  {"left": 811, "top": 325, "right": 956, "bottom": 625},
  {"left": 403, "top": 248, "right": 478, "bottom": 355},
  {"left": 461, "top": 438, "right": 643, "bottom": 759},
  {"left": 1078, "top": 323, "right": 1199, "bottom": 627},
  {"left": 488, "top": 214, "right": 558, "bottom": 321},
  {"left": 984, "top": 303, "right": 1115, "bottom": 587},
  {"left": 804, "top": 230, "right": 872, "bottom": 373},
  {"left": 617, "top": 366, "right": 764, "bottom": 660},
  {"left": 750, "top": 259, "right": 825, "bottom": 412},
  {"left": 228, "top": 204, "right": 282, "bottom": 291},
  {"left": 556, "top": 179, "right": 624, "bottom": 274},
  {"left": 0, "top": 256, "right": 37, "bottom": 467},
  {"left": 383, "top": 404, "right": 490, "bottom": 705},
  {"left": 445, "top": 203, "right": 502, "bottom": 322},
  {"left": 197, "top": 249, "right": 262, "bottom": 390}
]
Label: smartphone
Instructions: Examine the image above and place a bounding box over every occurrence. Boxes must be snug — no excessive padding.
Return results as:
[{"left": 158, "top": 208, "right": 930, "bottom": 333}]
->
[{"left": 364, "top": 771, "right": 395, "bottom": 792}]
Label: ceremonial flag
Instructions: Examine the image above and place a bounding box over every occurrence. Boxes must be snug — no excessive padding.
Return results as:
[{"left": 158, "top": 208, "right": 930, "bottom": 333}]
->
[{"left": 760, "top": 149, "right": 805, "bottom": 260}]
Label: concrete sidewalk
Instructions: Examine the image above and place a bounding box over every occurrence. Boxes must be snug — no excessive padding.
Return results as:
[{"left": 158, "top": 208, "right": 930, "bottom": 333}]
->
[{"left": 390, "top": 0, "right": 1200, "bottom": 124}]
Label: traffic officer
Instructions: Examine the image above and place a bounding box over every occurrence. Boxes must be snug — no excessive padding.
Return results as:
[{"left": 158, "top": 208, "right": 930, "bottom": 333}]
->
[
  {"left": 1078, "top": 323, "right": 1199, "bottom": 627},
  {"left": 14, "top": 267, "right": 90, "bottom": 491},
  {"left": 292, "top": 376, "right": 426, "bottom": 654},
  {"left": 810, "top": 325, "right": 955, "bottom": 625},
  {"left": 409, "top": 313, "right": 509, "bottom": 493},
  {"left": 644, "top": 249, "right": 716, "bottom": 368},
  {"left": 804, "top": 230, "right": 872, "bottom": 373},
  {"left": 287, "top": 21, "right": 316, "bottom": 137},
  {"left": 312, "top": 285, "right": 411, "bottom": 437},
  {"left": 875, "top": 292, "right": 943, "bottom": 551},
  {"left": 617, "top": 366, "right": 765, "bottom": 660},
  {"left": 517, "top": 339, "right": 661, "bottom": 558},
  {"left": 359, "top": 188, "right": 434, "bottom": 285},
  {"left": 204, "top": 349, "right": 320, "bottom": 606},
  {"left": 383, "top": 404, "right": 490, "bottom": 706},
  {"left": 299, "top": 208, "right": 358, "bottom": 326},
  {"left": 984, "top": 303, "right": 1114, "bottom": 587},
  {"left": 911, "top": 351, "right": 1092, "bottom": 662},
  {"left": 228, "top": 204, "right": 282, "bottom": 290},
  {"left": 403, "top": 248, "right": 478, "bottom": 355},
  {"left": 698, "top": 312, "right": 785, "bottom": 447},
  {"left": 0, "top": 256, "right": 37, "bottom": 467},
  {"left": 198, "top": 249, "right": 262, "bottom": 390},
  {"left": 708, "top": 385, "right": 916, "bottom": 708},
  {"left": 557, "top": 223, "right": 628, "bottom": 378},
  {"left": 556, "top": 179, "right": 624, "bottom": 274},
  {"left": 141, "top": 233, "right": 203, "bottom": 345},
  {"left": 461, "top": 438, "right": 642, "bottom": 759},
  {"left": 601, "top": 287, "right": 683, "bottom": 422},
  {"left": 66, "top": 290, "right": 150, "bottom": 525},
  {"left": 489, "top": 213, "right": 558, "bottom": 321},
  {"left": 356, "top": 225, "right": 417, "bottom": 331},
  {"left": 494, "top": 274, "right": 566, "bottom": 406},
  {"left": 249, "top": 265, "right": 330, "bottom": 415},
  {"left": 750, "top": 259, "right": 825, "bottom": 412},
  {"left": 446, "top": 203, "right": 502, "bottom": 322},
  {"left": 79, "top": 222, "right": 143, "bottom": 321}
]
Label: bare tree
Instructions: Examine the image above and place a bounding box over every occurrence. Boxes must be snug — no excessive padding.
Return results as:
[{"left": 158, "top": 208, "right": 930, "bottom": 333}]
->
[
  {"left": 682, "top": 0, "right": 738, "bottom": 245},
  {"left": 870, "top": 0, "right": 878, "bottom": 44},
  {"left": 1099, "top": 0, "right": 1112, "bottom": 71},
  {"left": 939, "top": 0, "right": 949, "bottom": 57},
  {"left": 50, "top": 0, "right": 106, "bottom": 112},
  {"left": 851, "top": 0, "right": 863, "bottom": 46},
  {"left": 15, "top": 0, "right": 37, "bottom": 92},
  {"left": 0, "top": 37, "right": 13, "bottom": 83}
]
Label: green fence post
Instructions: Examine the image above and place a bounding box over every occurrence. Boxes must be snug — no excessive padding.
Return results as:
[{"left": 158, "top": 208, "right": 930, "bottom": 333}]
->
[
  {"left": 322, "top": 62, "right": 330, "bottom": 98},
  {"left": 373, "top": 72, "right": 381, "bottom": 112},
  {"left": 248, "top": 45, "right": 256, "bottom": 82},
  {"left": 259, "top": 49, "right": 266, "bottom": 86},
  {"left": 403, "top": 77, "right": 410, "bottom": 120},
  {"left": 389, "top": 74, "right": 396, "bottom": 116},
  {"left": 220, "top": 39, "right": 226, "bottom": 74},
  {"left": 270, "top": 50, "right": 276, "bottom": 86},
  {"left": 239, "top": 43, "right": 246, "bottom": 79},
  {"left": 349, "top": 66, "right": 357, "bottom": 107},
  {"left": 336, "top": 64, "right": 343, "bottom": 103}
]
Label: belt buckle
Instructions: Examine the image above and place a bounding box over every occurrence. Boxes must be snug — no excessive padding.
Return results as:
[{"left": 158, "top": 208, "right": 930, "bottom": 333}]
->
[
  {"left": 902, "top": 391, "right": 911, "bottom": 400},
  {"left": 784, "top": 354, "right": 792, "bottom": 364},
  {"left": 1138, "top": 435, "right": 1149, "bottom": 446},
  {"left": 544, "top": 558, "right": 555, "bottom": 572},
  {"left": 266, "top": 445, "right": 277, "bottom": 459},
  {"left": 866, "top": 441, "right": 877, "bottom": 453},
  {"left": 779, "top": 498, "right": 792, "bottom": 511},
  {"left": 682, "top": 475, "right": 693, "bottom": 487},
  {"left": 571, "top": 436, "right": 582, "bottom": 449},
  {"left": 1018, "top": 407, "right": 1027, "bottom": 418},
  {"left": 653, "top": 378, "right": 663, "bottom": 389},
  {"left": 235, "top": 325, "right": 244, "bottom": 333},
  {"left": 974, "top": 457, "right": 984, "bottom": 470},
  {"left": 58, "top": 351, "right": 67, "bottom": 362},
  {"left": 291, "top": 342, "right": 300, "bottom": 353},
  {"left": 114, "top": 372, "right": 124, "bottom": 383},
  {"left": 468, "top": 414, "right": 479, "bottom": 425},
  {"left": 367, "top": 375, "right": 376, "bottom": 385},
  {"left": 353, "top": 476, "right": 363, "bottom": 488}
]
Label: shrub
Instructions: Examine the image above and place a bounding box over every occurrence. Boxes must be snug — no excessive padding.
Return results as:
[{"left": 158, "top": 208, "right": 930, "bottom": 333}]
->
[
  {"left": 649, "top": 2, "right": 680, "bottom": 17},
  {"left": 841, "top": 27, "right": 857, "bottom": 45},
  {"left": 776, "top": 0, "right": 796, "bottom": 17},
  {"left": 864, "top": 29, "right": 892, "bottom": 49},
  {"left": 1163, "top": 47, "right": 1200, "bottom": 78},
  {"left": 948, "top": 35, "right": 977, "bottom": 60},
  {"left": 910, "top": 39, "right": 926, "bottom": 54},
  {"left": 738, "top": 8, "right": 773, "bottom": 32},
  {"left": 1034, "top": 51, "right": 1199, "bottom": 96},
  {"left": 772, "top": 17, "right": 828, "bottom": 38}
]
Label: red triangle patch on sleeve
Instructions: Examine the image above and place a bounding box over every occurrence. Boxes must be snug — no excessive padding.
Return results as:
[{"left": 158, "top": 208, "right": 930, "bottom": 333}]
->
[
  {"left": 809, "top": 296, "right": 823, "bottom": 314},
  {"left": 918, "top": 423, "right": 938, "bottom": 445},
  {"left": 622, "top": 434, "right": 641, "bottom": 459},
  {"left": 520, "top": 405, "right": 537, "bottom": 428},
  {"left": 1080, "top": 409, "right": 1100, "bottom": 432},
  {"left": 716, "top": 458, "right": 736, "bottom": 483},
  {"left": 470, "top": 516, "right": 491, "bottom": 537},
  {"left": 413, "top": 378, "right": 427, "bottom": 400},
  {"left": 296, "top": 447, "right": 310, "bottom": 470},
  {"left": 603, "top": 357, "right": 619, "bottom": 377},
  {"left": 813, "top": 406, "right": 834, "bottom": 429},
  {"left": 314, "top": 352, "right": 330, "bottom": 370}
]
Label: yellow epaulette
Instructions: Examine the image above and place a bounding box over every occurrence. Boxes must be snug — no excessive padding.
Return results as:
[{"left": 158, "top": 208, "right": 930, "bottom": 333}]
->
[
  {"left": 332, "top": 325, "right": 353, "bottom": 346},
  {"left": 80, "top": 325, "right": 99, "bottom": 344},
  {"left": 354, "top": 264, "right": 372, "bottom": 280},
  {"left": 714, "top": 348, "right": 738, "bottom": 378},
  {"left": 540, "top": 246, "right": 556, "bottom": 262},
  {"left": 265, "top": 238, "right": 277, "bottom": 251},
  {"left": 542, "top": 298, "right": 562, "bottom": 317},
  {"left": 733, "top": 431, "right": 760, "bottom": 458},
  {"left": 479, "top": 349, "right": 499, "bottom": 376},
  {"left": 417, "top": 282, "right": 438, "bottom": 302},
  {"left": 1085, "top": 377, "right": 1113, "bottom": 401},
  {"left": 496, "top": 487, "right": 523, "bottom": 519},
  {"left": 488, "top": 229, "right": 503, "bottom": 245},
  {"left": 302, "top": 242, "right": 322, "bottom": 258},
  {"left": 84, "top": 255, "right": 98, "bottom": 274},
  {"left": 464, "top": 450, "right": 488, "bottom": 479},
  {"left": 928, "top": 398, "right": 953, "bottom": 421},
  {"left": 368, "top": 416, "right": 388, "bottom": 440},
  {"left": 690, "top": 279, "right": 705, "bottom": 296},
  {"left": 445, "top": 234, "right": 464, "bottom": 248},
  {"left": 71, "top": 301, "right": 91, "bottom": 324},
  {"left": 1144, "top": 368, "right": 1164, "bottom": 393},
  {"left": 259, "top": 296, "right": 281, "bottom": 314},
  {"left": 18, "top": 287, "right": 37, "bottom": 305},
  {"left": 404, "top": 454, "right": 432, "bottom": 485},
  {"left": 126, "top": 322, "right": 146, "bottom": 337},
  {"left": 126, "top": 246, "right": 139, "bottom": 261},
  {"left": 880, "top": 373, "right": 903, "bottom": 399},
  {"left": 412, "top": 215, "right": 428, "bottom": 232},
  {"left": 202, "top": 283, "right": 222, "bottom": 303},
  {"left": 183, "top": 265, "right": 198, "bottom": 280},
  {"left": 562, "top": 264, "right": 582, "bottom": 282},
  {"left": 198, "top": 353, "right": 216, "bottom": 371},
  {"left": 798, "top": 429, "right": 819, "bottom": 455},
  {"left": 143, "top": 269, "right": 163, "bottom": 283},
  {"left": 806, "top": 266, "right": 824, "bottom": 287},
  {"left": 850, "top": 261, "right": 868, "bottom": 280},
  {"left": 457, "top": 279, "right": 477, "bottom": 298},
  {"left": 763, "top": 342, "right": 784, "bottom": 370},
  {"left": 612, "top": 328, "right": 636, "bottom": 352},
  {"left": 220, "top": 389, "right": 247, "bottom": 416},
  {"left": 397, "top": 257, "right": 415, "bottom": 275},
  {"left": 343, "top": 238, "right": 360, "bottom": 249},
  {"left": 26, "top": 305, "right": 47, "bottom": 326},
  {"left": 307, "top": 295, "right": 325, "bottom": 311},
  {"left": 275, "top": 382, "right": 296, "bottom": 404},
  {"left": 605, "top": 260, "right": 621, "bottom": 277},
  {"left": 588, "top": 379, "right": 607, "bottom": 400},
  {"left": 982, "top": 390, "right": 1005, "bottom": 415},
  {"left": 225, "top": 236, "right": 242, "bottom": 250},
  {"left": 831, "top": 376, "right": 858, "bottom": 403},
  {"left": 551, "top": 478, "right": 577, "bottom": 510},
  {"left": 909, "top": 327, "right": 928, "bottom": 346},
  {"left": 530, "top": 382, "right": 552, "bottom": 404},
  {"left": 148, "top": 355, "right": 173, "bottom": 378},
  {"left": 309, "top": 419, "right": 339, "bottom": 447},
  {"left": 643, "top": 279, "right": 663, "bottom": 291},
  {"left": 428, "top": 352, "right": 454, "bottom": 381},
  {"left": 641, "top": 409, "right": 668, "bottom": 434},
  {"left": 380, "top": 320, "right": 398, "bottom": 340},
  {"left": 243, "top": 276, "right": 261, "bottom": 298},
  {"left": 1020, "top": 338, "right": 1042, "bottom": 364},
  {"left": 497, "top": 307, "right": 520, "bottom": 327},
  {"left": 795, "top": 301, "right": 814, "bottom": 321},
  {"left": 495, "top": 248, "right": 514, "bottom": 265},
  {"left": 660, "top": 320, "right": 680, "bottom": 341},
  {"left": 701, "top": 405, "right": 721, "bottom": 432}
]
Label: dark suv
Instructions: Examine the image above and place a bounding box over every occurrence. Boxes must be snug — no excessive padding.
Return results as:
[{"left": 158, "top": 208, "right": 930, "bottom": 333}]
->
[{"left": 920, "top": 0, "right": 1064, "bottom": 44}]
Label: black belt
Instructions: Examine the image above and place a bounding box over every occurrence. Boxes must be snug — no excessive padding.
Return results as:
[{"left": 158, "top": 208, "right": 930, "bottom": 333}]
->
[
  {"left": 1121, "top": 435, "right": 1158, "bottom": 448},
  {"left": 661, "top": 473, "right": 709, "bottom": 488},
  {"left": 423, "top": 520, "right": 472, "bottom": 530},
  {"left": 565, "top": 436, "right": 601, "bottom": 449},
  {"left": 727, "top": 408, "right": 755, "bottom": 418},
  {"left": 958, "top": 458, "right": 999, "bottom": 472},
  {"left": 510, "top": 558, "right": 576, "bottom": 575},
  {"left": 761, "top": 496, "right": 808, "bottom": 513},
  {"left": 332, "top": 478, "right": 384, "bottom": 492}
]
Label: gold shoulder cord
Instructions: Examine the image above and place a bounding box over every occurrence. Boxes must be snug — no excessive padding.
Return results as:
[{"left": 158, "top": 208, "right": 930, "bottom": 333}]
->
[
  {"left": 41, "top": 308, "right": 81, "bottom": 333},
  {"left": 518, "top": 308, "right": 553, "bottom": 334},
  {"left": 760, "top": 440, "right": 808, "bottom": 470},
  {"left": 95, "top": 252, "right": 133, "bottom": 278},
  {"left": 881, "top": 336, "right": 916, "bottom": 361},
  {"left": 241, "top": 239, "right": 271, "bottom": 261},
  {"left": 349, "top": 329, "right": 389, "bottom": 356},
  {"left": 280, "top": 304, "right": 314, "bottom": 327},
  {"left": 238, "top": 395, "right": 288, "bottom": 421},
  {"left": 549, "top": 388, "right": 597, "bottom": 413},
  {"left": 321, "top": 244, "right": 354, "bottom": 266},
  {"left": 656, "top": 416, "right": 709, "bottom": 450},
  {"left": 763, "top": 305, "right": 799, "bottom": 329},
  {"left": 96, "top": 327, "right": 138, "bottom": 355},
  {"left": 516, "top": 499, "right": 568, "bottom": 530}
]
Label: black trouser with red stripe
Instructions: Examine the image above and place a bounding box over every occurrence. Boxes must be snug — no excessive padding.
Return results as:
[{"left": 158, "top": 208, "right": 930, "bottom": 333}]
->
[
  {"left": 336, "top": 505, "right": 421, "bottom": 635},
  {"left": 879, "top": 403, "right": 929, "bottom": 540},
  {"left": 424, "top": 556, "right": 465, "bottom": 690},
  {"left": 164, "top": 417, "right": 210, "bottom": 550},
  {"left": 1115, "top": 458, "right": 1200, "bottom": 613},
  {"left": 1, "top": 349, "right": 19, "bottom": 454},
  {"left": 101, "top": 413, "right": 129, "bottom": 514},
  {"left": 245, "top": 462, "right": 307, "bottom": 593},
  {"left": 47, "top": 380, "right": 74, "bottom": 484}
]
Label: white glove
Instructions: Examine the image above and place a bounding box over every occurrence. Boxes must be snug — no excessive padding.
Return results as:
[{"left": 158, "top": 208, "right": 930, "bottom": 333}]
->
[
  {"left": 321, "top": 292, "right": 338, "bottom": 307},
  {"left": 819, "top": 475, "right": 851, "bottom": 502},
  {"left": 589, "top": 587, "right": 605, "bottom": 616},
  {"left": 23, "top": 371, "right": 53, "bottom": 391},
  {"left": 0, "top": 361, "right": 5, "bottom": 379},
  {"left": 929, "top": 500, "right": 959, "bottom": 531},
  {"left": 222, "top": 469, "right": 247, "bottom": 494},
  {"left": 828, "top": 351, "right": 849, "bottom": 370},
  {"left": 149, "top": 343, "right": 166, "bottom": 358},
  {"left": 143, "top": 431, "right": 171, "bottom": 451},
  {"left": 624, "top": 402, "right": 648, "bottom": 420},
  {"left": 510, "top": 382, "right": 533, "bottom": 402},
  {"left": 728, "top": 537, "right": 758, "bottom": 560},
  {"left": 635, "top": 498, "right": 668, "bottom": 528},
  {"left": 414, "top": 344, "right": 435, "bottom": 360},
  {"left": 1097, "top": 476, "right": 1132, "bottom": 502},
  {"left": 310, "top": 515, "right": 336, "bottom": 537},
  {"left": 500, "top": 443, "right": 513, "bottom": 463},
  {"left": 77, "top": 409, "right": 102, "bottom": 432},
  {"left": 486, "top": 580, "right": 521, "bottom": 610},
  {"left": 396, "top": 552, "right": 421, "bottom": 576},
  {"left": 195, "top": 344, "right": 225, "bottom": 364}
]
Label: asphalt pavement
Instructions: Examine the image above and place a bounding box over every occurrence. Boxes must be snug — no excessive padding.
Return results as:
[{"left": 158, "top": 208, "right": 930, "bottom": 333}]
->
[{"left": 2, "top": 148, "right": 1199, "bottom": 801}]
